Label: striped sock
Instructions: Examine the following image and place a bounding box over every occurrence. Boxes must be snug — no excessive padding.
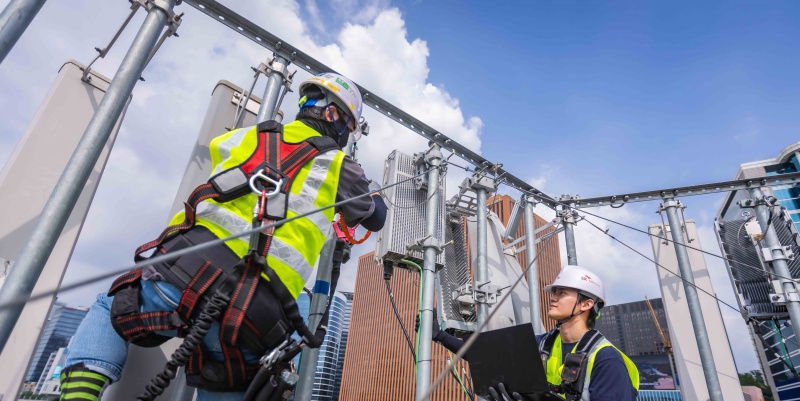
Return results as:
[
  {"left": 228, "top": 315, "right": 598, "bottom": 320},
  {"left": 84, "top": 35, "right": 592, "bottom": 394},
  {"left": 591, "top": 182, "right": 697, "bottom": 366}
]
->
[{"left": 59, "top": 364, "right": 109, "bottom": 401}]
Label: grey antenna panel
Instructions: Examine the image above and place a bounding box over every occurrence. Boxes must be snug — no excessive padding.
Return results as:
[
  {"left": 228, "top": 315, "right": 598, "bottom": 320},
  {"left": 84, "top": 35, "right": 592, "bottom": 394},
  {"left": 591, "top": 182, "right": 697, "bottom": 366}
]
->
[
  {"left": 437, "top": 212, "right": 476, "bottom": 332},
  {"left": 718, "top": 208, "right": 800, "bottom": 319},
  {"left": 375, "top": 150, "right": 446, "bottom": 269}
]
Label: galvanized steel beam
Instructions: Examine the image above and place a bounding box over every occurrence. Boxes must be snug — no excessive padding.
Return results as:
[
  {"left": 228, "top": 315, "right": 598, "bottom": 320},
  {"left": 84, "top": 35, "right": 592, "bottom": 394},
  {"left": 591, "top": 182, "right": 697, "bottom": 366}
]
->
[{"left": 179, "top": 0, "right": 555, "bottom": 205}]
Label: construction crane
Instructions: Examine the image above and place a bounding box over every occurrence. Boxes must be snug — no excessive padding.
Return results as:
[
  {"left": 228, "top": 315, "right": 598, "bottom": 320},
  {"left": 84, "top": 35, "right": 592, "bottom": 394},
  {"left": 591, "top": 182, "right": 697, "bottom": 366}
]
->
[
  {"left": 645, "top": 296, "right": 679, "bottom": 390},
  {"left": 645, "top": 296, "right": 672, "bottom": 355}
]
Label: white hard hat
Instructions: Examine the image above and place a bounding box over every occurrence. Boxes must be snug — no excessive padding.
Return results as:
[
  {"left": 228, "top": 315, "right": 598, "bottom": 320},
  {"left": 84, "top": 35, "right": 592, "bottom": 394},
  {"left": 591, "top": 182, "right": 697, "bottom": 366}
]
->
[
  {"left": 543, "top": 265, "right": 606, "bottom": 308},
  {"left": 298, "top": 72, "right": 364, "bottom": 140}
]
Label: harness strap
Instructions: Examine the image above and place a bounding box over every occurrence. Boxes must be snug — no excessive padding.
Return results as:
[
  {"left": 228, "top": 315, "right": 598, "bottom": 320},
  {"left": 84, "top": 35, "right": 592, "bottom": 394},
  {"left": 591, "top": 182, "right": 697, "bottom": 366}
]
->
[
  {"left": 108, "top": 269, "right": 188, "bottom": 348},
  {"left": 560, "top": 330, "right": 604, "bottom": 399},
  {"left": 134, "top": 183, "right": 219, "bottom": 262}
]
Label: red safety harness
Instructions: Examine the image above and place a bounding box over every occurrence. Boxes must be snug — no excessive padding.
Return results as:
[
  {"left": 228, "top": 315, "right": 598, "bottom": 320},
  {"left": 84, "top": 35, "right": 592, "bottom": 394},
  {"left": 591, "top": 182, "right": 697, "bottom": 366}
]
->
[{"left": 108, "top": 120, "right": 339, "bottom": 391}]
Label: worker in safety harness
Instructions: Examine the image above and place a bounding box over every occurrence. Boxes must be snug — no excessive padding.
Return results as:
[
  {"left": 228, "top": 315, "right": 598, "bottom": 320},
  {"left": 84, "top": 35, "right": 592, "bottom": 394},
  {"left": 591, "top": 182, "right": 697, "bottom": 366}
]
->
[
  {"left": 58, "top": 72, "right": 387, "bottom": 401},
  {"left": 428, "top": 265, "right": 639, "bottom": 401}
]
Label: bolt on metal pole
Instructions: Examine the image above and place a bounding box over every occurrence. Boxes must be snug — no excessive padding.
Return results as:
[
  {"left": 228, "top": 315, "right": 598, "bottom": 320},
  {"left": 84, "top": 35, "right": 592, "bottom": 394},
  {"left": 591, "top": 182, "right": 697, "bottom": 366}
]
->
[
  {"left": 749, "top": 188, "right": 800, "bottom": 337},
  {"left": 562, "top": 208, "right": 578, "bottom": 265},
  {"left": 256, "top": 56, "right": 288, "bottom": 122},
  {"left": 475, "top": 187, "right": 490, "bottom": 328},
  {"left": 0, "top": 0, "right": 176, "bottom": 353},
  {"left": 0, "top": 0, "right": 47, "bottom": 65},
  {"left": 415, "top": 144, "right": 442, "bottom": 401},
  {"left": 661, "top": 199, "right": 723, "bottom": 401},
  {"left": 294, "top": 235, "right": 336, "bottom": 401},
  {"left": 523, "top": 197, "right": 545, "bottom": 333}
]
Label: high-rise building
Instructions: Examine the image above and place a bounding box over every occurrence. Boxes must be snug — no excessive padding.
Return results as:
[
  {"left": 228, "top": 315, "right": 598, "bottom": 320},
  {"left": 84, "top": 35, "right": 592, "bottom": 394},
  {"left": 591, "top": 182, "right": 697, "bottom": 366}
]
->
[
  {"left": 34, "top": 346, "right": 67, "bottom": 395},
  {"left": 24, "top": 303, "right": 88, "bottom": 383},
  {"left": 338, "top": 253, "right": 472, "bottom": 401},
  {"left": 596, "top": 298, "right": 670, "bottom": 357},
  {"left": 311, "top": 292, "right": 353, "bottom": 401},
  {"left": 595, "top": 298, "right": 677, "bottom": 391},
  {"left": 332, "top": 292, "right": 353, "bottom": 401},
  {"left": 716, "top": 141, "right": 800, "bottom": 400},
  {"left": 487, "top": 194, "right": 562, "bottom": 330}
]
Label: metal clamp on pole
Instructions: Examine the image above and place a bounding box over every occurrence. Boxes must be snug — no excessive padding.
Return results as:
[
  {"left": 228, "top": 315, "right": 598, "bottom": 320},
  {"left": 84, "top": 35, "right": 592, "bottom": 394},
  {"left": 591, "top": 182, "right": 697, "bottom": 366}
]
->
[
  {"left": 556, "top": 197, "right": 580, "bottom": 265},
  {"left": 256, "top": 55, "right": 292, "bottom": 122},
  {"left": 657, "top": 199, "right": 724, "bottom": 401},
  {"left": 415, "top": 143, "right": 444, "bottom": 401}
]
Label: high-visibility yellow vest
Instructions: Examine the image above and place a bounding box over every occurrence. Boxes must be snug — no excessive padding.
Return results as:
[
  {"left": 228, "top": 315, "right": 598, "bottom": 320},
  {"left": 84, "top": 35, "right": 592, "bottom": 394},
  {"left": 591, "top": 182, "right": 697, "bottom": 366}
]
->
[
  {"left": 168, "top": 121, "right": 345, "bottom": 299},
  {"left": 545, "top": 333, "right": 640, "bottom": 400}
]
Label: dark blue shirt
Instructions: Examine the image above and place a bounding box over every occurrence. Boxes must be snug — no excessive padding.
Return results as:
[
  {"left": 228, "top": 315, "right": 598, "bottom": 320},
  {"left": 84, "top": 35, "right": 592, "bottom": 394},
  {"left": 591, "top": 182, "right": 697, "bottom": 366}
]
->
[{"left": 435, "top": 330, "right": 637, "bottom": 400}]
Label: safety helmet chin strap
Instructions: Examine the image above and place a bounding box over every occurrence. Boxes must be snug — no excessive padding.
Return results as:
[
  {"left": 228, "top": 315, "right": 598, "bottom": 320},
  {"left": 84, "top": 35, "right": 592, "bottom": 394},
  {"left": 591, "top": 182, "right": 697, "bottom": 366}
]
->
[
  {"left": 555, "top": 296, "right": 587, "bottom": 328},
  {"left": 323, "top": 92, "right": 353, "bottom": 138}
]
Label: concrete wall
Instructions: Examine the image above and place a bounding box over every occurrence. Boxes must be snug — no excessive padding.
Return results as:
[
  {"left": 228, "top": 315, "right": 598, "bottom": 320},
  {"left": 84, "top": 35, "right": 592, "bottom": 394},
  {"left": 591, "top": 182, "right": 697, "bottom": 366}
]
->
[{"left": 649, "top": 220, "right": 744, "bottom": 401}]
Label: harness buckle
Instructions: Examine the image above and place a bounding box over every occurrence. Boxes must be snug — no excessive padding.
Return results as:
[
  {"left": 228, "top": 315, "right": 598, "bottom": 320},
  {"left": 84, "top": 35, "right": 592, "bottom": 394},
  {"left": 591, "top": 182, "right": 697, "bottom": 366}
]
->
[{"left": 249, "top": 168, "right": 283, "bottom": 198}]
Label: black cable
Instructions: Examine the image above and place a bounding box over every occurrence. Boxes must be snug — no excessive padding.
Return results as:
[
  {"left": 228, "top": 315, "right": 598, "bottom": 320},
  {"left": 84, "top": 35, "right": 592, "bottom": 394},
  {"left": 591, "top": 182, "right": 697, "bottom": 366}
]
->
[
  {"left": 570, "top": 203, "right": 796, "bottom": 283},
  {"left": 385, "top": 279, "right": 417, "bottom": 361},
  {"left": 581, "top": 218, "right": 747, "bottom": 319},
  {"left": 581, "top": 216, "right": 800, "bottom": 351},
  {"left": 0, "top": 165, "right": 440, "bottom": 312}
]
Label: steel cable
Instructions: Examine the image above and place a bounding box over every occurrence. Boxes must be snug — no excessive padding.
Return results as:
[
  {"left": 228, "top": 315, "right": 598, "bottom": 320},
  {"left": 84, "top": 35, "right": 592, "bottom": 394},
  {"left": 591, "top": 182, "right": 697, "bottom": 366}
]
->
[{"left": 0, "top": 165, "right": 440, "bottom": 312}]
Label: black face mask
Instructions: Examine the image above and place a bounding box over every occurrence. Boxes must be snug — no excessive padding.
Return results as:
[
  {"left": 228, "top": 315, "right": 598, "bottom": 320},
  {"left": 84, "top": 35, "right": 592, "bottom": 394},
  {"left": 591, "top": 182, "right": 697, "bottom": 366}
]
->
[
  {"left": 297, "top": 112, "right": 350, "bottom": 149},
  {"left": 296, "top": 110, "right": 350, "bottom": 149}
]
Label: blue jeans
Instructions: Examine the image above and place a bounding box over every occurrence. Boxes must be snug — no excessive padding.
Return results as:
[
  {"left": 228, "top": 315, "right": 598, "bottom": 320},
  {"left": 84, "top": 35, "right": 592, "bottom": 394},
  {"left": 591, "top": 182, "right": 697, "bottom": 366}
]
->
[{"left": 65, "top": 279, "right": 259, "bottom": 401}]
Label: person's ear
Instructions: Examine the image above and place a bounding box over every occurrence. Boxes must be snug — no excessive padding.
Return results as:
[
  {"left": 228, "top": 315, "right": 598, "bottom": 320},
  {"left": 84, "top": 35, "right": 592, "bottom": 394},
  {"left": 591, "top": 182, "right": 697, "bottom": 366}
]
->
[
  {"left": 582, "top": 298, "right": 595, "bottom": 313},
  {"left": 323, "top": 105, "right": 335, "bottom": 122}
]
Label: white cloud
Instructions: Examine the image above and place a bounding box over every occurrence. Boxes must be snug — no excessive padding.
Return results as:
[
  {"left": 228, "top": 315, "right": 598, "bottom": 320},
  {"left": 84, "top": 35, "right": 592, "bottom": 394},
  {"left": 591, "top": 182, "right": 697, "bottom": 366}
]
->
[{"left": 0, "top": 0, "right": 483, "bottom": 308}]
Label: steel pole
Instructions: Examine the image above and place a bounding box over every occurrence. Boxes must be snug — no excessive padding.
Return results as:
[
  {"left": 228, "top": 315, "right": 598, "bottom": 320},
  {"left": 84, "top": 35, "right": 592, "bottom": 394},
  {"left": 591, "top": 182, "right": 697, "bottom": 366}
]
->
[
  {"left": 475, "top": 188, "right": 490, "bottom": 328},
  {"left": 256, "top": 56, "right": 288, "bottom": 122},
  {"left": 415, "top": 144, "right": 442, "bottom": 401},
  {"left": 749, "top": 188, "right": 800, "bottom": 338},
  {"left": 294, "top": 235, "right": 336, "bottom": 401},
  {"left": 523, "top": 197, "right": 544, "bottom": 333},
  {"left": 0, "top": 0, "right": 47, "bottom": 65},
  {"left": 562, "top": 209, "right": 578, "bottom": 265},
  {"left": 0, "top": 0, "right": 175, "bottom": 352},
  {"left": 662, "top": 199, "right": 723, "bottom": 401}
]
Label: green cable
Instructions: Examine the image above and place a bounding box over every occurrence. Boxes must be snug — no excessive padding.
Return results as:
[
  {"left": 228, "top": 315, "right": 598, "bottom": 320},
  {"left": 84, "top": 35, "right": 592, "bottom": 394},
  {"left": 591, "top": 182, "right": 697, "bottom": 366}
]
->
[
  {"left": 402, "top": 259, "right": 473, "bottom": 401},
  {"left": 773, "top": 320, "right": 797, "bottom": 371},
  {"left": 401, "top": 259, "right": 424, "bottom": 368},
  {"left": 448, "top": 351, "right": 474, "bottom": 401}
]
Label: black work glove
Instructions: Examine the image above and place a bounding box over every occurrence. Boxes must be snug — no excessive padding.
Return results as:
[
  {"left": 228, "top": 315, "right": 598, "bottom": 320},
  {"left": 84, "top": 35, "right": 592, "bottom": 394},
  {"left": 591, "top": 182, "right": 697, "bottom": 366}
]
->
[
  {"left": 414, "top": 308, "right": 443, "bottom": 342},
  {"left": 488, "top": 383, "right": 538, "bottom": 401}
]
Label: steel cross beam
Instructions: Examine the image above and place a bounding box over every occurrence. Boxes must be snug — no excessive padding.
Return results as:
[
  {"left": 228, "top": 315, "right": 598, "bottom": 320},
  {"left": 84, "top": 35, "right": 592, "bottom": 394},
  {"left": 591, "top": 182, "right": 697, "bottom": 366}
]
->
[
  {"left": 550, "top": 172, "right": 800, "bottom": 209},
  {"left": 179, "top": 0, "right": 556, "bottom": 205}
]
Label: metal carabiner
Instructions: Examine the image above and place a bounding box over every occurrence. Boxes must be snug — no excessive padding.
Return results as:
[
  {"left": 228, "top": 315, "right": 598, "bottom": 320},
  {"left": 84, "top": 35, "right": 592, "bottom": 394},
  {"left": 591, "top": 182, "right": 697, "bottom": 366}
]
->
[
  {"left": 249, "top": 168, "right": 283, "bottom": 198},
  {"left": 259, "top": 339, "right": 289, "bottom": 368}
]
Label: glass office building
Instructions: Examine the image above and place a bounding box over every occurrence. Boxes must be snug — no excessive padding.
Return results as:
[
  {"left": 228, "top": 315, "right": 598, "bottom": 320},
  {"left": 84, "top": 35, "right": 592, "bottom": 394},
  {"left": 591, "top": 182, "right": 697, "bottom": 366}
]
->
[
  {"left": 25, "top": 302, "right": 88, "bottom": 383},
  {"left": 716, "top": 142, "right": 800, "bottom": 400},
  {"left": 311, "top": 292, "right": 353, "bottom": 401}
]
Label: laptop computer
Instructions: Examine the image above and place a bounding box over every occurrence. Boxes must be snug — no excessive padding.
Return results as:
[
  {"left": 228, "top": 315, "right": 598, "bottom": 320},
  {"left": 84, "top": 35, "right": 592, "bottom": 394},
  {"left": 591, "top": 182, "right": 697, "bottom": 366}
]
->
[{"left": 466, "top": 323, "right": 563, "bottom": 400}]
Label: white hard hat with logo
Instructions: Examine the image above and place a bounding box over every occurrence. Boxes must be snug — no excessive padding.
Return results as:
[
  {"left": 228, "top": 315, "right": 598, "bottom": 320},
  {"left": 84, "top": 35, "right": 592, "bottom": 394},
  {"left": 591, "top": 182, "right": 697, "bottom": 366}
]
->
[
  {"left": 298, "top": 72, "right": 364, "bottom": 140},
  {"left": 543, "top": 265, "right": 606, "bottom": 309}
]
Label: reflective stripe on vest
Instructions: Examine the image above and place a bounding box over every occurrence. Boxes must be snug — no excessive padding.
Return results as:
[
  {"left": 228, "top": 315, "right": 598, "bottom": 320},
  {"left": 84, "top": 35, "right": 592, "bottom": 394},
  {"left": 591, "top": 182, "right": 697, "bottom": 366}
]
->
[
  {"left": 168, "top": 121, "right": 345, "bottom": 299},
  {"left": 545, "top": 334, "right": 640, "bottom": 400}
]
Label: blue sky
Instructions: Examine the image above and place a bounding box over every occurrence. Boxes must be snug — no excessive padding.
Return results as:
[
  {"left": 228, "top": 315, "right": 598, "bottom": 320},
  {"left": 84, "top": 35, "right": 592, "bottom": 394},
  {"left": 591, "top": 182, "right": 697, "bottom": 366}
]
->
[{"left": 2, "top": 0, "right": 800, "bottom": 377}]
